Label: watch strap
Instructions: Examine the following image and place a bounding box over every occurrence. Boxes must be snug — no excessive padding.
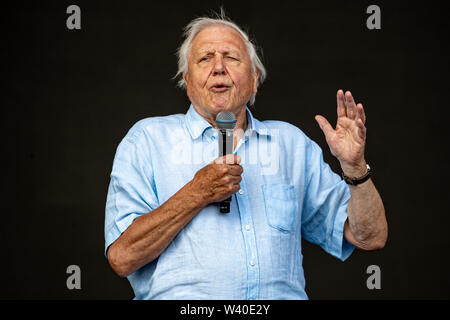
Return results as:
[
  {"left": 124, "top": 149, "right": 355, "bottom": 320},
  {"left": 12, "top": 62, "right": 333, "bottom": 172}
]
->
[{"left": 342, "top": 164, "right": 371, "bottom": 186}]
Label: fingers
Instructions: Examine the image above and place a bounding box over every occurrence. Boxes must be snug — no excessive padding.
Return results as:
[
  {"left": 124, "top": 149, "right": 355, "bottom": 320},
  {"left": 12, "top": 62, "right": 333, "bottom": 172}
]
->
[
  {"left": 214, "top": 154, "right": 241, "bottom": 165},
  {"left": 352, "top": 117, "right": 367, "bottom": 141},
  {"left": 340, "top": 111, "right": 366, "bottom": 142},
  {"left": 358, "top": 119, "right": 367, "bottom": 140},
  {"left": 220, "top": 174, "right": 242, "bottom": 185},
  {"left": 344, "top": 91, "right": 358, "bottom": 120},
  {"left": 340, "top": 90, "right": 366, "bottom": 125},
  {"left": 214, "top": 154, "right": 243, "bottom": 176},
  {"left": 337, "top": 89, "right": 346, "bottom": 118},
  {"left": 356, "top": 103, "right": 366, "bottom": 124},
  {"left": 315, "top": 115, "right": 334, "bottom": 140},
  {"left": 226, "top": 164, "right": 244, "bottom": 176}
]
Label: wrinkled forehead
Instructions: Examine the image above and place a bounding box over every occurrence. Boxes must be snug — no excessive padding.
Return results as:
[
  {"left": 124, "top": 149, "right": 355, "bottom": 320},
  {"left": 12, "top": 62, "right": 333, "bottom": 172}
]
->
[{"left": 189, "top": 25, "right": 249, "bottom": 58}]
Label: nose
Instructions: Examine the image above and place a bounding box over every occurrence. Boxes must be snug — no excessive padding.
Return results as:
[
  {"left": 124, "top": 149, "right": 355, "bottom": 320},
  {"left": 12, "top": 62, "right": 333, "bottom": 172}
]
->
[{"left": 212, "top": 56, "right": 226, "bottom": 75}]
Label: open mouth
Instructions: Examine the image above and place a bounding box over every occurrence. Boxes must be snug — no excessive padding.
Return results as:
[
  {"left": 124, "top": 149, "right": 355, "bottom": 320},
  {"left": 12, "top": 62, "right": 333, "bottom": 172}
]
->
[{"left": 211, "top": 84, "right": 231, "bottom": 92}]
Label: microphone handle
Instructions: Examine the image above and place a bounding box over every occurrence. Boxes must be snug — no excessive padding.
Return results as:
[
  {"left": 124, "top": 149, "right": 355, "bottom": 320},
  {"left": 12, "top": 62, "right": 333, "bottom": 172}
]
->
[{"left": 219, "top": 128, "right": 233, "bottom": 213}]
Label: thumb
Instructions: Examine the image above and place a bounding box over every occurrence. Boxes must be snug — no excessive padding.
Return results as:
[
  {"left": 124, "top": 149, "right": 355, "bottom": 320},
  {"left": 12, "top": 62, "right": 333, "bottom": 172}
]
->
[{"left": 315, "top": 115, "right": 334, "bottom": 139}]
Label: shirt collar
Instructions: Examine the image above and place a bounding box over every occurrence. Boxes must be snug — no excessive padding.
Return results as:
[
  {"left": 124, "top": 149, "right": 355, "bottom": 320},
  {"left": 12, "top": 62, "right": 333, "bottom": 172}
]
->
[
  {"left": 185, "top": 104, "right": 270, "bottom": 140},
  {"left": 246, "top": 107, "right": 270, "bottom": 137},
  {"left": 185, "top": 104, "right": 213, "bottom": 140}
]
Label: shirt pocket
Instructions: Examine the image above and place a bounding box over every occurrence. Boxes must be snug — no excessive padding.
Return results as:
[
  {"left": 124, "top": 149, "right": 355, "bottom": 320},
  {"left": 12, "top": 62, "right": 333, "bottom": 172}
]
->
[{"left": 262, "top": 184, "right": 299, "bottom": 232}]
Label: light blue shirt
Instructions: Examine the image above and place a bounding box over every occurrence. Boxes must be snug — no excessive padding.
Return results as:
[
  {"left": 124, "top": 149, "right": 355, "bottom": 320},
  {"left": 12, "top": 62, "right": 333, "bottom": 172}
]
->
[{"left": 104, "top": 104, "right": 354, "bottom": 300}]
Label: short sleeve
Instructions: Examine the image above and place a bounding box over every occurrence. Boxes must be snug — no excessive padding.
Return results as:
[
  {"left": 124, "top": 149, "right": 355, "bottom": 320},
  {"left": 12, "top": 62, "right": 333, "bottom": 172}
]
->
[
  {"left": 301, "top": 138, "right": 354, "bottom": 261},
  {"left": 104, "top": 126, "right": 159, "bottom": 258}
]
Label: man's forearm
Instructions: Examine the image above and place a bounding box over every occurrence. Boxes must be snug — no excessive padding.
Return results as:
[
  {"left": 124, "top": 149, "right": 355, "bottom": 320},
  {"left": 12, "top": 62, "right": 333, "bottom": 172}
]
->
[
  {"left": 107, "top": 154, "right": 243, "bottom": 278},
  {"left": 107, "top": 180, "right": 207, "bottom": 278},
  {"left": 345, "top": 177, "right": 388, "bottom": 250}
]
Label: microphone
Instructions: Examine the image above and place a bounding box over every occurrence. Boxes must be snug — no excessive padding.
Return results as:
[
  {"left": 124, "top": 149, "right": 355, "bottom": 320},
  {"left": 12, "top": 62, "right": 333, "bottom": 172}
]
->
[{"left": 215, "top": 111, "right": 237, "bottom": 213}]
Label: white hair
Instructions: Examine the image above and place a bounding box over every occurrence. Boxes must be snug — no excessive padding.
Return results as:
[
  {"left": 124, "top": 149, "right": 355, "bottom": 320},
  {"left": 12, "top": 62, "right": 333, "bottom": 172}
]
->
[{"left": 173, "top": 9, "right": 267, "bottom": 106}]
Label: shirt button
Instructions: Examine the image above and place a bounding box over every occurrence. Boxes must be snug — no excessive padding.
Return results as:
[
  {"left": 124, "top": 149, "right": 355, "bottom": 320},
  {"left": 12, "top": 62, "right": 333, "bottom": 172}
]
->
[
  {"left": 250, "top": 260, "right": 255, "bottom": 266},
  {"left": 238, "top": 189, "right": 244, "bottom": 195},
  {"left": 245, "top": 224, "right": 250, "bottom": 231}
]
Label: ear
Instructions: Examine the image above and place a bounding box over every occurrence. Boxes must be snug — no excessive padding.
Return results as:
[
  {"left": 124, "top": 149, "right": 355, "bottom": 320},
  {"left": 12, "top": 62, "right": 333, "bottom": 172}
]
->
[
  {"left": 182, "top": 73, "right": 189, "bottom": 86},
  {"left": 252, "top": 70, "right": 260, "bottom": 94}
]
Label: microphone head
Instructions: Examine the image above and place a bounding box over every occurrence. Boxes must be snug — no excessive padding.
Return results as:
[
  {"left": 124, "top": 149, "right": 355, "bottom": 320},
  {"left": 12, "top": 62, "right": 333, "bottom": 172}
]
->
[{"left": 215, "top": 111, "right": 237, "bottom": 129}]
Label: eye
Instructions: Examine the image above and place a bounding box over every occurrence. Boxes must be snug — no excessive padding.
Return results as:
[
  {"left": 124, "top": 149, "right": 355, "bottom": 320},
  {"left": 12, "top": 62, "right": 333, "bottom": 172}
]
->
[
  {"left": 199, "top": 56, "right": 209, "bottom": 62},
  {"left": 226, "top": 56, "right": 237, "bottom": 60}
]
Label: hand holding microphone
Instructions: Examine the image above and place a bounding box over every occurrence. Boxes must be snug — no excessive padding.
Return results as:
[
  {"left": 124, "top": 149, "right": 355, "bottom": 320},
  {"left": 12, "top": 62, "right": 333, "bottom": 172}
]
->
[
  {"left": 189, "top": 153, "right": 243, "bottom": 208},
  {"left": 189, "top": 111, "right": 242, "bottom": 213}
]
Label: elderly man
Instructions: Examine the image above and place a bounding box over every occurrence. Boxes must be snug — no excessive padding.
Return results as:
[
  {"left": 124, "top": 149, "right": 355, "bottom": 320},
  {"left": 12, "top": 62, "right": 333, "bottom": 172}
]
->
[{"left": 104, "top": 13, "right": 387, "bottom": 300}]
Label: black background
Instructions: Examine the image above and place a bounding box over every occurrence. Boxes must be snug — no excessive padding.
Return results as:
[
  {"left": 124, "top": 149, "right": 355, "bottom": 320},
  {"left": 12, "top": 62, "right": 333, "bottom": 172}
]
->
[{"left": 2, "top": 0, "right": 449, "bottom": 299}]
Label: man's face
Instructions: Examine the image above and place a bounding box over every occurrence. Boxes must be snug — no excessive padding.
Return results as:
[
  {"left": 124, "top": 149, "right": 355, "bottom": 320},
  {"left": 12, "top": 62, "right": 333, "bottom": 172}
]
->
[{"left": 183, "top": 25, "right": 259, "bottom": 120}]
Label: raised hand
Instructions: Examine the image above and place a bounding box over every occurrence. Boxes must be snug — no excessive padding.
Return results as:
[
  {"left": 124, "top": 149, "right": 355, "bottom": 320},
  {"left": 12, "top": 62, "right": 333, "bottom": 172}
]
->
[{"left": 315, "top": 90, "right": 367, "bottom": 177}]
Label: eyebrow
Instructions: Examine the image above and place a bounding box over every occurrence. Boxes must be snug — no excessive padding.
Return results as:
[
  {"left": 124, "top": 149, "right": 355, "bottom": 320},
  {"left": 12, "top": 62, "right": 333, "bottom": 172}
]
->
[{"left": 196, "top": 49, "right": 241, "bottom": 57}]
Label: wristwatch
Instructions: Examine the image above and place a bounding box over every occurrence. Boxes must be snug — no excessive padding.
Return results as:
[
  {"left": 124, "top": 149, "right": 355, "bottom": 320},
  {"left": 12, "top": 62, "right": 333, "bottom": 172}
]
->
[{"left": 342, "top": 164, "right": 371, "bottom": 186}]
